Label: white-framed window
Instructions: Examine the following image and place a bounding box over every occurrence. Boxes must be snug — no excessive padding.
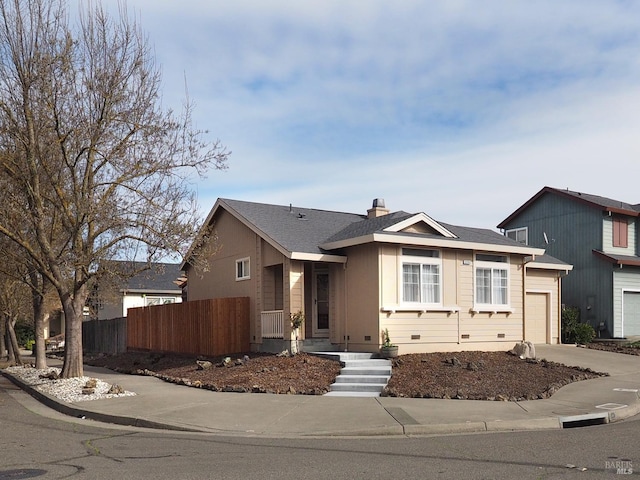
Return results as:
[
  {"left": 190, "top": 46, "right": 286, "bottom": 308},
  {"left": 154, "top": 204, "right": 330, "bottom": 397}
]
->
[
  {"left": 475, "top": 254, "right": 509, "bottom": 306},
  {"left": 146, "top": 297, "right": 177, "bottom": 306},
  {"left": 235, "top": 257, "right": 250, "bottom": 281},
  {"left": 505, "top": 227, "right": 528, "bottom": 245},
  {"left": 401, "top": 248, "right": 441, "bottom": 304}
]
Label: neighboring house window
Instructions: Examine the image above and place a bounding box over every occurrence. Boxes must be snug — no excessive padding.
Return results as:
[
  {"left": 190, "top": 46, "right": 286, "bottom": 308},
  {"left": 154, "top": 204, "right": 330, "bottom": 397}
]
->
[
  {"left": 401, "top": 248, "right": 441, "bottom": 304},
  {"left": 613, "top": 217, "right": 628, "bottom": 248},
  {"left": 475, "top": 254, "right": 509, "bottom": 306},
  {"left": 146, "top": 297, "right": 176, "bottom": 306},
  {"left": 505, "top": 227, "right": 527, "bottom": 245},
  {"left": 236, "top": 257, "right": 250, "bottom": 281}
]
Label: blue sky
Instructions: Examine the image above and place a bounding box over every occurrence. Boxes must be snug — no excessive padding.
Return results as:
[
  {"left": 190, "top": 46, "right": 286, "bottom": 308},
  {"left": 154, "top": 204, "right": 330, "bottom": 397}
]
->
[{"left": 108, "top": 1, "right": 640, "bottom": 229}]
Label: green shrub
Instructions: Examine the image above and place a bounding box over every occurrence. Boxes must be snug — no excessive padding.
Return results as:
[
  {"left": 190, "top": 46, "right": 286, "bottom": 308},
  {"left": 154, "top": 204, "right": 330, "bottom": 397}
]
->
[
  {"left": 15, "top": 322, "right": 35, "bottom": 348},
  {"left": 573, "top": 323, "right": 596, "bottom": 345},
  {"left": 561, "top": 306, "right": 595, "bottom": 345},
  {"left": 561, "top": 306, "right": 580, "bottom": 343}
]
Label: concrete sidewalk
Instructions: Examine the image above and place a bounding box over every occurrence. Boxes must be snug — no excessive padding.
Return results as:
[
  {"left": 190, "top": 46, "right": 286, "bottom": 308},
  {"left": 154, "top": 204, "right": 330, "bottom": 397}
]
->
[{"left": 2, "top": 344, "right": 640, "bottom": 437}]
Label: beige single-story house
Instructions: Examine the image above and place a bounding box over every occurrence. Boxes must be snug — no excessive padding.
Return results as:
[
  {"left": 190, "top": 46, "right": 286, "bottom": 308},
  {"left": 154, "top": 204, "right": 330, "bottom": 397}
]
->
[{"left": 182, "top": 198, "right": 572, "bottom": 354}]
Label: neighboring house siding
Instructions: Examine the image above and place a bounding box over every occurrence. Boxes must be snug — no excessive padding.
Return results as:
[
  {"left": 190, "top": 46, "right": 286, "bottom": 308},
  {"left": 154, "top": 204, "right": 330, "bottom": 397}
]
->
[
  {"left": 502, "top": 192, "right": 614, "bottom": 334},
  {"left": 603, "top": 216, "right": 636, "bottom": 256},
  {"left": 612, "top": 269, "right": 640, "bottom": 337}
]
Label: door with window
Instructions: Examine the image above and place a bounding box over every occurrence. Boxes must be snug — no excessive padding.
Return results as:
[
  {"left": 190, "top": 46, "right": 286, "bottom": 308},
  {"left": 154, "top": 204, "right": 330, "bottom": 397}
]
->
[{"left": 312, "top": 267, "right": 330, "bottom": 337}]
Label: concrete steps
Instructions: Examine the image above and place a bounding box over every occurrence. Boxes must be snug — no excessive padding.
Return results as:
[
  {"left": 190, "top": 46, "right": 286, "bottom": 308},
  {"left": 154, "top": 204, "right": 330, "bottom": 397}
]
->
[{"left": 317, "top": 353, "right": 392, "bottom": 397}]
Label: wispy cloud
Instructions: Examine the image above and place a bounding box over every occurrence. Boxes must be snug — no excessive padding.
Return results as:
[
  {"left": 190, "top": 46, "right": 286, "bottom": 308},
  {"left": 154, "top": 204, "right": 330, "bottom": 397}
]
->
[{"left": 110, "top": 0, "right": 640, "bottom": 227}]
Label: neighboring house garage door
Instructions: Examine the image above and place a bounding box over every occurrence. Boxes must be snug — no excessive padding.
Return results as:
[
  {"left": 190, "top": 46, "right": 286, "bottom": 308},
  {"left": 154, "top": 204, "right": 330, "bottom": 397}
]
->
[
  {"left": 623, "top": 292, "right": 640, "bottom": 337},
  {"left": 525, "top": 292, "right": 549, "bottom": 344}
]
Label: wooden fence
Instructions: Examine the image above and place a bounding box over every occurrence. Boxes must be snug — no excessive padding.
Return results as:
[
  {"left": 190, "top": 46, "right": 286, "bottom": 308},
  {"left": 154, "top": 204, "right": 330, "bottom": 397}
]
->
[
  {"left": 127, "top": 297, "right": 250, "bottom": 356},
  {"left": 83, "top": 317, "right": 128, "bottom": 355}
]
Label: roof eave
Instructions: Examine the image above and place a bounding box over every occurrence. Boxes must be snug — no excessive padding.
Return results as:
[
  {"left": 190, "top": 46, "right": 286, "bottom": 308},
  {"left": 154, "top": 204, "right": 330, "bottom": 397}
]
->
[
  {"left": 321, "top": 232, "right": 545, "bottom": 256},
  {"left": 526, "top": 262, "right": 573, "bottom": 271},
  {"left": 593, "top": 250, "right": 640, "bottom": 267},
  {"left": 290, "top": 252, "right": 347, "bottom": 263}
]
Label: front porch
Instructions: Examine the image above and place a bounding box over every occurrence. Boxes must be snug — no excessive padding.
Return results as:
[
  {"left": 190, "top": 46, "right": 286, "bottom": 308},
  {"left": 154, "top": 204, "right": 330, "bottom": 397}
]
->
[{"left": 259, "top": 309, "right": 340, "bottom": 353}]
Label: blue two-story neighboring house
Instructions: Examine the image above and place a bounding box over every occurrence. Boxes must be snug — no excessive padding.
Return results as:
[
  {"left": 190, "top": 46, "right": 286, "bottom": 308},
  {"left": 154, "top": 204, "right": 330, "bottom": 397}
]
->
[{"left": 498, "top": 186, "right": 640, "bottom": 339}]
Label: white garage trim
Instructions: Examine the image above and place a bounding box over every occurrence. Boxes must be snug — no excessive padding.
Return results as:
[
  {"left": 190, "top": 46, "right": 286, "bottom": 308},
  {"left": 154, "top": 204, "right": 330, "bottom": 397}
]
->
[{"left": 621, "top": 289, "right": 640, "bottom": 338}]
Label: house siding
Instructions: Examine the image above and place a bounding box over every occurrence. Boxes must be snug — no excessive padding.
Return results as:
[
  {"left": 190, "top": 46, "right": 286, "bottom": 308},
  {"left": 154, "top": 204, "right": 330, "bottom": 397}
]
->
[
  {"left": 375, "top": 248, "right": 531, "bottom": 353},
  {"left": 501, "top": 191, "right": 614, "bottom": 335},
  {"left": 186, "top": 209, "right": 259, "bottom": 345},
  {"left": 343, "top": 243, "right": 381, "bottom": 351}
]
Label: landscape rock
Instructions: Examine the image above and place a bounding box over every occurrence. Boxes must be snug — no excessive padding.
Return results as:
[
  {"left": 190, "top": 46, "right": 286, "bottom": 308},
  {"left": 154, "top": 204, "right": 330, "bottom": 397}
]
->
[
  {"left": 196, "top": 360, "right": 213, "bottom": 370},
  {"left": 107, "top": 384, "right": 125, "bottom": 394},
  {"left": 84, "top": 378, "right": 98, "bottom": 389},
  {"left": 510, "top": 341, "right": 536, "bottom": 359},
  {"left": 39, "top": 371, "right": 60, "bottom": 380}
]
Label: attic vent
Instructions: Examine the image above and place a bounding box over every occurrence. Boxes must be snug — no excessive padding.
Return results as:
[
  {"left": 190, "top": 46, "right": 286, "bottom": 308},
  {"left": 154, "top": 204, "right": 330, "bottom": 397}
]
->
[{"left": 297, "top": 213, "right": 306, "bottom": 220}]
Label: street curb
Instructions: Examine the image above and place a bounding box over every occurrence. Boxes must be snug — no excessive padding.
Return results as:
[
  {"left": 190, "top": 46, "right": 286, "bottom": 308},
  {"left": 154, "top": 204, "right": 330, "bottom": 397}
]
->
[
  {"left": 3, "top": 367, "right": 640, "bottom": 438},
  {"left": 0, "top": 370, "right": 201, "bottom": 433}
]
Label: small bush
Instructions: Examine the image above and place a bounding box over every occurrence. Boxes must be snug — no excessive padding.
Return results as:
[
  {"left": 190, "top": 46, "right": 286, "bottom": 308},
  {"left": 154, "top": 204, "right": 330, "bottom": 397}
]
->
[
  {"left": 561, "top": 306, "right": 580, "bottom": 344},
  {"left": 15, "top": 322, "right": 35, "bottom": 348},
  {"left": 573, "top": 323, "right": 596, "bottom": 345},
  {"left": 561, "top": 306, "right": 596, "bottom": 345}
]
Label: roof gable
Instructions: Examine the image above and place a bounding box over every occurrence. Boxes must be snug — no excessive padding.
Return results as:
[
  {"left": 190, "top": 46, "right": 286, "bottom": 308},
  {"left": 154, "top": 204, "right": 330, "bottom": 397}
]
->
[
  {"left": 498, "top": 186, "right": 640, "bottom": 228},
  {"left": 384, "top": 213, "right": 457, "bottom": 238}
]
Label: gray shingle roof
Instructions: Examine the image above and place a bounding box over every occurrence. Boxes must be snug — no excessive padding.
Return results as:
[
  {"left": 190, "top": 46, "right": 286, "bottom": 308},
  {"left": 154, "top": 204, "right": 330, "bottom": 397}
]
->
[
  {"left": 112, "top": 262, "right": 183, "bottom": 292},
  {"left": 556, "top": 189, "right": 640, "bottom": 213},
  {"left": 321, "top": 211, "right": 414, "bottom": 243},
  {"left": 220, "top": 199, "right": 534, "bottom": 254},
  {"left": 221, "top": 199, "right": 365, "bottom": 255}
]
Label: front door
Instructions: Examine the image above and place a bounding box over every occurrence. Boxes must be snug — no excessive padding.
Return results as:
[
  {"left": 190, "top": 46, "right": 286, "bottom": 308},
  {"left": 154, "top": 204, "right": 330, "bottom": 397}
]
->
[{"left": 312, "top": 267, "right": 330, "bottom": 337}]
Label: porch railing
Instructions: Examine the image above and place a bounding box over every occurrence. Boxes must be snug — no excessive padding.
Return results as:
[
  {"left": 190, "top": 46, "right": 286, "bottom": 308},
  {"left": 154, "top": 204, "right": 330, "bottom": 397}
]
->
[{"left": 261, "top": 310, "right": 284, "bottom": 339}]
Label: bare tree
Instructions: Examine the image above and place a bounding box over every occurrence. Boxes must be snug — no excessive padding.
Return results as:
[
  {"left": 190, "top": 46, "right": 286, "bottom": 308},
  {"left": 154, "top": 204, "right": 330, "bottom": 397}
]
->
[
  {"left": 0, "top": 270, "right": 32, "bottom": 366},
  {"left": 0, "top": 0, "right": 228, "bottom": 377}
]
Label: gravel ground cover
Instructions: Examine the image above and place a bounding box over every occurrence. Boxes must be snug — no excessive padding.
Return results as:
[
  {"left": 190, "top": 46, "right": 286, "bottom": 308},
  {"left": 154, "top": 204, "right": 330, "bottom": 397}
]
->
[{"left": 4, "top": 365, "right": 136, "bottom": 403}]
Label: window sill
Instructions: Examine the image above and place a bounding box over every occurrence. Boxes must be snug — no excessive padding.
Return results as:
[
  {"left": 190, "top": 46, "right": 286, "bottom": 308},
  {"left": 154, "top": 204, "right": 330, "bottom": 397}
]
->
[
  {"left": 382, "top": 305, "right": 460, "bottom": 314},
  {"left": 470, "top": 306, "right": 513, "bottom": 314}
]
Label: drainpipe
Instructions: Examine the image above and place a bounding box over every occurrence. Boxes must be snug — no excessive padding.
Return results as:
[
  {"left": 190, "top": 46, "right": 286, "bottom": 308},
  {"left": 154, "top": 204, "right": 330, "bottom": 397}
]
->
[{"left": 344, "top": 261, "right": 348, "bottom": 352}]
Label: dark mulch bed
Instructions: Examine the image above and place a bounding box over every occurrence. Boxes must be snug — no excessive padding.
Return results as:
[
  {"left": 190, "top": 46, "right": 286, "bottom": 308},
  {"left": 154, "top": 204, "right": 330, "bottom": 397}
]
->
[
  {"left": 383, "top": 351, "right": 605, "bottom": 401},
  {"left": 85, "top": 348, "right": 607, "bottom": 401},
  {"left": 587, "top": 341, "right": 640, "bottom": 356},
  {"left": 86, "top": 351, "right": 342, "bottom": 395}
]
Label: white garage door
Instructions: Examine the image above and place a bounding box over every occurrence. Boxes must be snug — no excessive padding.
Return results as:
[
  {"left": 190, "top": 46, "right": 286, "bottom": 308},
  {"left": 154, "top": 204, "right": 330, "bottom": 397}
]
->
[
  {"left": 525, "top": 292, "right": 549, "bottom": 344},
  {"left": 623, "top": 292, "right": 640, "bottom": 337}
]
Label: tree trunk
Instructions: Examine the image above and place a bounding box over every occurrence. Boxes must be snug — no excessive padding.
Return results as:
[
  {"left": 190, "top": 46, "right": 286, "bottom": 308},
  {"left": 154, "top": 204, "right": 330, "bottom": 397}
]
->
[
  {"left": 34, "top": 314, "right": 47, "bottom": 369},
  {"left": 32, "top": 286, "right": 48, "bottom": 369},
  {"left": 60, "top": 296, "right": 84, "bottom": 378},
  {"left": 7, "top": 317, "right": 22, "bottom": 366},
  {"left": 0, "top": 318, "right": 6, "bottom": 359}
]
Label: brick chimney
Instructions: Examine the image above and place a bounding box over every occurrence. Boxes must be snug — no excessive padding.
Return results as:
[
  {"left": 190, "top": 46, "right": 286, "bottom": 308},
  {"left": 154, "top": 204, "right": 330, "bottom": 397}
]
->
[{"left": 367, "top": 198, "right": 389, "bottom": 218}]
